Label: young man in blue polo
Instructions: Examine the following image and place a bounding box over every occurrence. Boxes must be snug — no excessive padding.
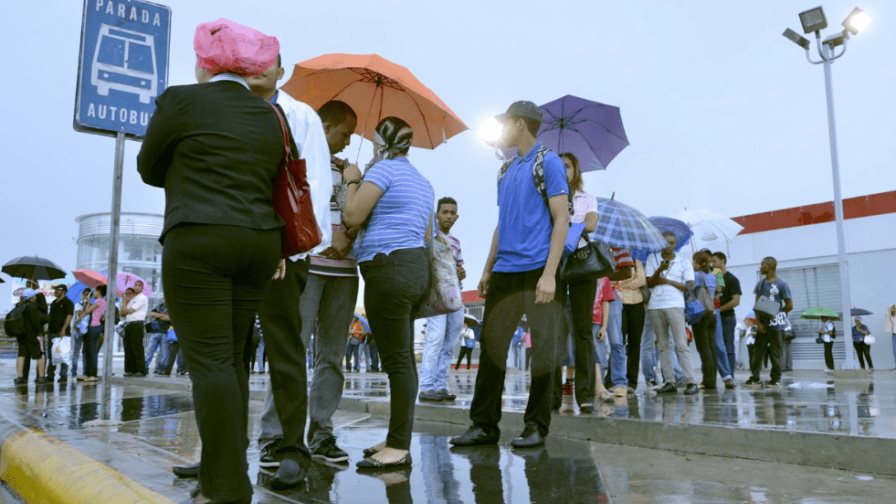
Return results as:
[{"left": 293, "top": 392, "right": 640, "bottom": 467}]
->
[{"left": 451, "top": 100, "right": 570, "bottom": 449}]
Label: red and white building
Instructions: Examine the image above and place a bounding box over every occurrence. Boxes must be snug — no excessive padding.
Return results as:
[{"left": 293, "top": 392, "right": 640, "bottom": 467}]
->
[{"left": 726, "top": 190, "right": 896, "bottom": 370}]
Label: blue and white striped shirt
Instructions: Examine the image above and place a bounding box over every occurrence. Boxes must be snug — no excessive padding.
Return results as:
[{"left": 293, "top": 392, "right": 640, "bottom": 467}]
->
[{"left": 356, "top": 157, "right": 434, "bottom": 263}]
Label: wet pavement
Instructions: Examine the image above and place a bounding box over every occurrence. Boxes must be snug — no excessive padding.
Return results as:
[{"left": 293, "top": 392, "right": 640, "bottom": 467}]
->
[{"left": 1, "top": 358, "right": 895, "bottom": 503}]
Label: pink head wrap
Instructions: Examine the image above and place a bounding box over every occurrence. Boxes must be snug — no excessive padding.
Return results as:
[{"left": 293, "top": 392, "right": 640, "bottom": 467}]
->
[{"left": 193, "top": 18, "right": 279, "bottom": 77}]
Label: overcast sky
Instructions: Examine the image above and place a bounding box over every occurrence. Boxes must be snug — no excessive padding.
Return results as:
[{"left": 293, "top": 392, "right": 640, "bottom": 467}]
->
[{"left": 1, "top": 0, "right": 894, "bottom": 311}]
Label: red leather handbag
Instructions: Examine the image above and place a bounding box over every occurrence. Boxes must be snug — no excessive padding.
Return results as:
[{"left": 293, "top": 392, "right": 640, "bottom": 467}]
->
[{"left": 271, "top": 104, "right": 322, "bottom": 257}]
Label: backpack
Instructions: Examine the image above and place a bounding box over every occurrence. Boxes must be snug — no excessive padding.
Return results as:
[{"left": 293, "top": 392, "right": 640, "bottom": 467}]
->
[
  {"left": 4, "top": 302, "right": 27, "bottom": 336},
  {"left": 498, "top": 146, "right": 574, "bottom": 217}
]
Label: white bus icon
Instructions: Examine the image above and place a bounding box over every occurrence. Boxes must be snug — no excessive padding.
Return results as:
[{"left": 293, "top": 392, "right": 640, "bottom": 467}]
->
[{"left": 91, "top": 24, "right": 158, "bottom": 104}]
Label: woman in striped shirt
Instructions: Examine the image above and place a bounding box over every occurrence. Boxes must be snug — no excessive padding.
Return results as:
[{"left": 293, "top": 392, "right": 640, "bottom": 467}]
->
[{"left": 343, "top": 116, "right": 434, "bottom": 469}]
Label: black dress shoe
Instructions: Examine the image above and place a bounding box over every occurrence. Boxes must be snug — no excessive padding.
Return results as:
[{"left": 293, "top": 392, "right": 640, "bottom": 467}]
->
[
  {"left": 356, "top": 452, "right": 411, "bottom": 470},
  {"left": 656, "top": 382, "right": 677, "bottom": 394},
  {"left": 449, "top": 426, "right": 498, "bottom": 446},
  {"left": 173, "top": 463, "right": 200, "bottom": 479},
  {"left": 510, "top": 427, "right": 545, "bottom": 449},
  {"left": 271, "top": 459, "right": 306, "bottom": 490},
  {"left": 684, "top": 383, "right": 699, "bottom": 395},
  {"left": 190, "top": 484, "right": 201, "bottom": 498}
]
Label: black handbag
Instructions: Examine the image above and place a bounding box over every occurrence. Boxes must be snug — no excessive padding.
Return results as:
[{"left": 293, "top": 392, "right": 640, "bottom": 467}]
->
[{"left": 561, "top": 240, "right": 615, "bottom": 283}]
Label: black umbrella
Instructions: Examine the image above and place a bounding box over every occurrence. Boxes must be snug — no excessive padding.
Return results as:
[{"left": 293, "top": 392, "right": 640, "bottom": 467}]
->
[
  {"left": 850, "top": 307, "right": 873, "bottom": 317},
  {"left": 2, "top": 256, "right": 66, "bottom": 280}
]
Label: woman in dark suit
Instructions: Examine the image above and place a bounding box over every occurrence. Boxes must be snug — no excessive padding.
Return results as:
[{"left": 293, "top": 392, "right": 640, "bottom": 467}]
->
[{"left": 137, "top": 19, "right": 283, "bottom": 504}]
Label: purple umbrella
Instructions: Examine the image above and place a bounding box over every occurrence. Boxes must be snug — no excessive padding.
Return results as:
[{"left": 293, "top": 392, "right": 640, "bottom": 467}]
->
[{"left": 537, "top": 95, "right": 629, "bottom": 172}]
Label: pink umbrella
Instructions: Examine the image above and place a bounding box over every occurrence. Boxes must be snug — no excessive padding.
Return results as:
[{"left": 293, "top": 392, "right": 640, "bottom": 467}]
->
[{"left": 117, "top": 272, "right": 152, "bottom": 298}]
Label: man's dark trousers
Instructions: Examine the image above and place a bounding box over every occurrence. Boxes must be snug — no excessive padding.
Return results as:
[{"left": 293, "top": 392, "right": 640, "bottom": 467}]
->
[
  {"left": 124, "top": 322, "right": 147, "bottom": 375},
  {"left": 257, "top": 259, "right": 311, "bottom": 467},
  {"left": 751, "top": 325, "right": 783, "bottom": 381},
  {"left": 470, "top": 268, "right": 563, "bottom": 438}
]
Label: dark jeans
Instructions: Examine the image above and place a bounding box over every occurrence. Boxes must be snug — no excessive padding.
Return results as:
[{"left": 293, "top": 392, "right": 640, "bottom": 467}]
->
[
  {"left": 163, "top": 224, "right": 279, "bottom": 503},
  {"left": 853, "top": 341, "right": 873, "bottom": 369},
  {"left": 824, "top": 341, "right": 835, "bottom": 370},
  {"left": 692, "top": 314, "right": 717, "bottom": 388},
  {"left": 470, "top": 268, "right": 564, "bottom": 438},
  {"left": 345, "top": 342, "right": 361, "bottom": 371},
  {"left": 123, "top": 322, "right": 147, "bottom": 375},
  {"left": 163, "top": 342, "right": 179, "bottom": 375},
  {"left": 621, "top": 301, "right": 645, "bottom": 386},
  {"left": 360, "top": 248, "right": 429, "bottom": 450},
  {"left": 720, "top": 314, "right": 737, "bottom": 372},
  {"left": 558, "top": 278, "right": 595, "bottom": 406},
  {"left": 257, "top": 258, "right": 311, "bottom": 466},
  {"left": 367, "top": 338, "right": 381, "bottom": 371},
  {"left": 751, "top": 326, "right": 783, "bottom": 381},
  {"left": 83, "top": 326, "right": 102, "bottom": 377}
]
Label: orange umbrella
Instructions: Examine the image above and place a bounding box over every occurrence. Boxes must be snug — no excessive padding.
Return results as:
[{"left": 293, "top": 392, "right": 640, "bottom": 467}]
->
[{"left": 281, "top": 53, "right": 467, "bottom": 149}]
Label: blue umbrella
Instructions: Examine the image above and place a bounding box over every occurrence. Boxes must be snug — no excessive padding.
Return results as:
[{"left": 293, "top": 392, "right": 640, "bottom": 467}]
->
[
  {"left": 66, "top": 281, "right": 89, "bottom": 303},
  {"left": 648, "top": 217, "right": 693, "bottom": 253},
  {"left": 353, "top": 313, "right": 371, "bottom": 333},
  {"left": 591, "top": 197, "right": 667, "bottom": 261},
  {"left": 537, "top": 95, "right": 630, "bottom": 172}
]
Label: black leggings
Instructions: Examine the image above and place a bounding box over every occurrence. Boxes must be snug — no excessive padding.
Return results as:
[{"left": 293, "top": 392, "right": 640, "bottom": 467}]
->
[
  {"left": 620, "top": 302, "right": 645, "bottom": 386},
  {"left": 456, "top": 347, "right": 473, "bottom": 369},
  {"left": 360, "top": 248, "right": 429, "bottom": 450}
]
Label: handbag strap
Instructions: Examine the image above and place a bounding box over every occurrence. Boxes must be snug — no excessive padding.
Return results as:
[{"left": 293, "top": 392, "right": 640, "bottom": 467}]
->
[{"left": 270, "top": 104, "right": 294, "bottom": 161}]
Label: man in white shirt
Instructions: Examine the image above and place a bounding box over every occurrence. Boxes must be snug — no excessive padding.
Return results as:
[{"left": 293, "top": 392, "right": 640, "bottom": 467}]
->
[
  {"left": 248, "top": 56, "right": 331, "bottom": 489},
  {"left": 645, "top": 232, "right": 698, "bottom": 395},
  {"left": 121, "top": 281, "right": 149, "bottom": 377}
]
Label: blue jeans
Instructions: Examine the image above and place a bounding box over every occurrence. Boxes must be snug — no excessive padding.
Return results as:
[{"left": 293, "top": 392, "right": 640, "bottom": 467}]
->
[
  {"left": 345, "top": 342, "right": 360, "bottom": 370},
  {"left": 144, "top": 332, "right": 168, "bottom": 372},
  {"left": 70, "top": 331, "right": 84, "bottom": 377},
  {"left": 83, "top": 325, "right": 102, "bottom": 377},
  {"left": 605, "top": 295, "right": 627, "bottom": 387},
  {"left": 713, "top": 311, "right": 733, "bottom": 380},
  {"left": 593, "top": 323, "right": 608, "bottom": 370},
  {"left": 255, "top": 338, "right": 265, "bottom": 372},
  {"left": 420, "top": 308, "right": 465, "bottom": 392},
  {"left": 891, "top": 333, "right": 896, "bottom": 368},
  {"left": 721, "top": 314, "right": 737, "bottom": 372}
]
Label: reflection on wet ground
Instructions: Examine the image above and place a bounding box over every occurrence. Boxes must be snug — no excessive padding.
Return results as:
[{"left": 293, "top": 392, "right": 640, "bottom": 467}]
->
[
  {"left": 342, "top": 369, "right": 892, "bottom": 438},
  {"left": 1, "top": 359, "right": 895, "bottom": 502}
]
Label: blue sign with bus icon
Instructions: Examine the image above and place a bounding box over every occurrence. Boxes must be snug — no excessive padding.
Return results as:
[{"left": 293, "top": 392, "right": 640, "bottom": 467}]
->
[{"left": 74, "top": 0, "right": 171, "bottom": 137}]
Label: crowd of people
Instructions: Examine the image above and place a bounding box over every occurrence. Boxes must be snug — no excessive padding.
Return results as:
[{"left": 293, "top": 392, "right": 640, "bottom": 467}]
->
[{"left": 3, "top": 16, "right": 891, "bottom": 504}]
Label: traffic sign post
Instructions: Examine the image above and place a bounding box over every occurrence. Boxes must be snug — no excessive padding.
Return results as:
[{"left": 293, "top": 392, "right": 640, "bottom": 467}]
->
[
  {"left": 74, "top": 0, "right": 171, "bottom": 138},
  {"left": 73, "top": 0, "right": 171, "bottom": 419}
]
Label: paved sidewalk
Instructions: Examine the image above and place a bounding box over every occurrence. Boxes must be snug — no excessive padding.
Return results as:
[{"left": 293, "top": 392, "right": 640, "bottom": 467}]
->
[{"left": 0, "top": 357, "right": 895, "bottom": 502}]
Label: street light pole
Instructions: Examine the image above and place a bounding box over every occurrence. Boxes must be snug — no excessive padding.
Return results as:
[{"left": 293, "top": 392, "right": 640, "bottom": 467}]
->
[
  {"left": 819, "top": 42, "right": 856, "bottom": 370},
  {"left": 783, "top": 6, "right": 870, "bottom": 369}
]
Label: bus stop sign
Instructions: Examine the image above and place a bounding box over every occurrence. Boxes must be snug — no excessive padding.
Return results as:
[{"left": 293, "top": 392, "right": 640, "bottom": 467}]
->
[{"left": 74, "top": 0, "right": 171, "bottom": 138}]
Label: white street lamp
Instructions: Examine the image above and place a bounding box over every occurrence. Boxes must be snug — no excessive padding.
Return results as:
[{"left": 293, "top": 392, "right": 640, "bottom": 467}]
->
[{"left": 782, "top": 6, "right": 871, "bottom": 370}]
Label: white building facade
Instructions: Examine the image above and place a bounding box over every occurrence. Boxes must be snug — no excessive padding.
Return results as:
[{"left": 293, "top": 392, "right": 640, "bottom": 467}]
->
[{"left": 725, "top": 191, "right": 896, "bottom": 370}]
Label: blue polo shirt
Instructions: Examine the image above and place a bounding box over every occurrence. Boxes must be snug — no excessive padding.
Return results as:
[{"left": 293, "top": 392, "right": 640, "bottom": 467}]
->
[{"left": 494, "top": 143, "right": 569, "bottom": 273}]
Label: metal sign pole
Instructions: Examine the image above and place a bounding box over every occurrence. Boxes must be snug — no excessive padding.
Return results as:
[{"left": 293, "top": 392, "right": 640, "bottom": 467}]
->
[{"left": 101, "top": 131, "right": 125, "bottom": 420}]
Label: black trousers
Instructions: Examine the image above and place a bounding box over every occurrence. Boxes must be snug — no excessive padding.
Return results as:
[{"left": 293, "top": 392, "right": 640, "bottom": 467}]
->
[
  {"left": 470, "top": 268, "right": 564, "bottom": 438},
  {"left": 621, "top": 301, "right": 645, "bottom": 386},
  {"left": 163, "top": 224, "right": 279, "bottom": 503},
  {"left": 257, "top": 258, "right": 311, "bottom": 465},
  {"left": 360, "top": 248, "right": 429, "bottom": 450},
  {"left": 692, "top": 314, "right": 717, "bottom": 388},
  {"left": 556, "top": 278, "right": 594, "bottom": 406},
  {"left": 456, "top": 347, "right": 473, "bottom": 369},
  {"left": 824, "top": 341, "right": 835, "bottom": 370},
  {"left": 751, "top": 326, "right": 783, "bottom": 381},
  {"left": 124, "top": 322, "right": 147, "bottom": 375},
  {"left": 854, "top": 341, "right": 873, "bottom": 369}
]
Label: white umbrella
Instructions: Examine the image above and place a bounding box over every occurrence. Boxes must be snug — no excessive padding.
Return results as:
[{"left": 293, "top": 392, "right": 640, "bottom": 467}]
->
[{"left": 674, "top": 209, "right": 744, "bottom": 255}]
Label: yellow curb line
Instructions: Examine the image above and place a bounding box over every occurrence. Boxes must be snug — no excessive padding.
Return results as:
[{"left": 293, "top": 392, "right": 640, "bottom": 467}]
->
[{"left": 0, "top": 428, "right": 173, "bottom": 504}]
